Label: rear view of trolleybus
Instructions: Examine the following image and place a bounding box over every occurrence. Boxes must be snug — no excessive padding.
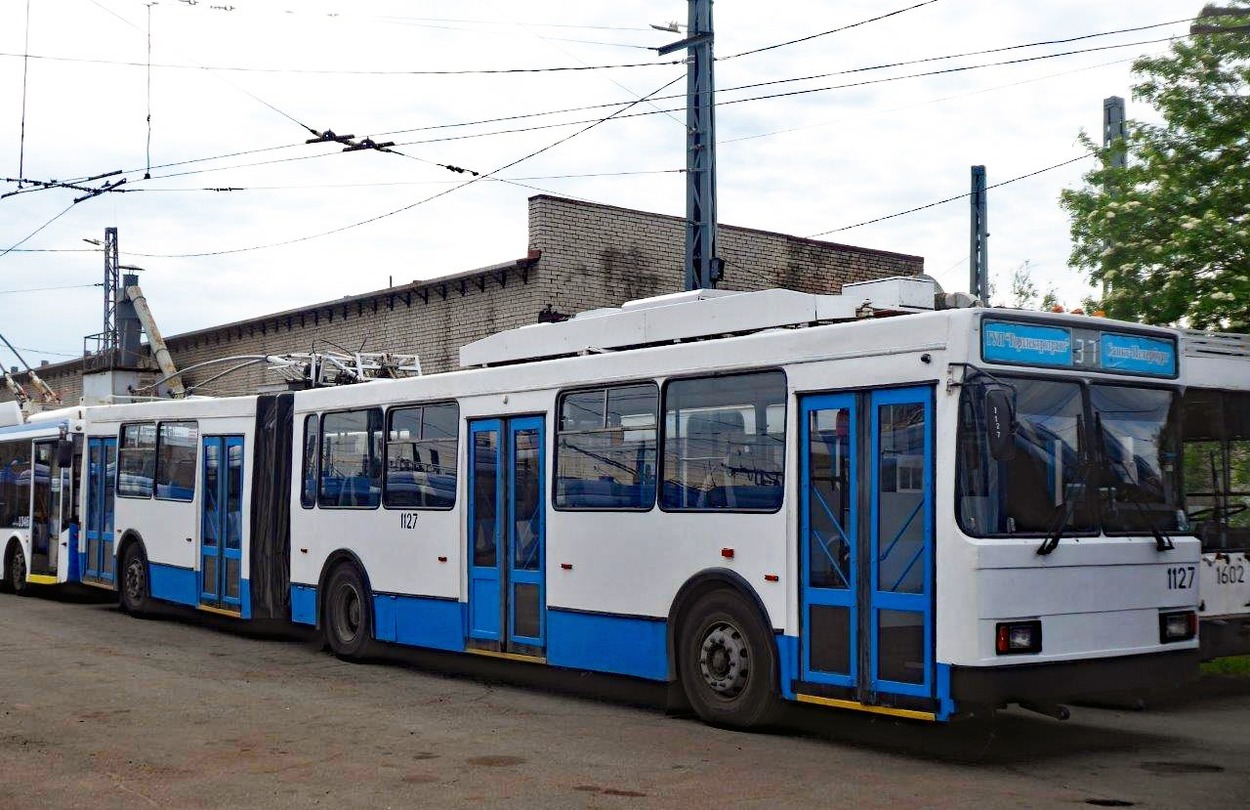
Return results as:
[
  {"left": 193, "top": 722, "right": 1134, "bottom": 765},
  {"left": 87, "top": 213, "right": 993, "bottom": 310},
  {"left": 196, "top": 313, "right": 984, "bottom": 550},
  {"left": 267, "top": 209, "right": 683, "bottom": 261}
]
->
[{"left": 1179, "top": 331, "right": 1250, "bottom": 659}]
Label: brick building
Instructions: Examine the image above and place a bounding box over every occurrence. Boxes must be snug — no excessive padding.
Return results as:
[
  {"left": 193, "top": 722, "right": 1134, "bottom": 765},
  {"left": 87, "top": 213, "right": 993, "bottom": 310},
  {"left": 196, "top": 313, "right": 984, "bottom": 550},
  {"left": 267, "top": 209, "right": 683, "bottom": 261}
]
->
[{"left": 5, "top": 195, "right": 923, "bottom": 403}]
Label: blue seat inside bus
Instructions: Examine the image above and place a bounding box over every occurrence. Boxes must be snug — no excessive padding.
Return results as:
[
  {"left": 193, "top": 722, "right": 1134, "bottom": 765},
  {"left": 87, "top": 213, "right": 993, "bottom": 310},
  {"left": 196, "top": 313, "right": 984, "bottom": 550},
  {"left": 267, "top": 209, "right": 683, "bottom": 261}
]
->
[
  {"left": 385, "top": 471, "right": 456, "bottom": 508},
  {"left": 320, "top": 475, "right": 380, "bottom": 507},
  {"left": 558, "top": 478, "right": 651, "bottom": 509}
]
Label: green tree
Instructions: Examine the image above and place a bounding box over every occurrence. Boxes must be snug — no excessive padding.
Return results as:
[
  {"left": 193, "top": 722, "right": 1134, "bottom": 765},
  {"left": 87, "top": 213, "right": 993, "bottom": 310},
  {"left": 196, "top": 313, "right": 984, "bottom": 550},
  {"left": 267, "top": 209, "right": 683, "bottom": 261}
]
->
[
  {"left": 1060, "top": 3, "right": 1250, "bottom": 331},
  {"left": 999, "top": 259, "right": 1063, "bottom": 311}
]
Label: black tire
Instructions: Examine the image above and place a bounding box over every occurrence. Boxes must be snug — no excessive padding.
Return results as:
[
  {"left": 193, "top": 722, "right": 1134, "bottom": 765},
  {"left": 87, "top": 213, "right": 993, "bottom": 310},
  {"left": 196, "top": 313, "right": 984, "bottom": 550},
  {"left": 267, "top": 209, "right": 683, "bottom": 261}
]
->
[
  {"left": 7, "top": 544, "right": 30, "bottom": 597},
  {"left": 678, "top": 590, "right": 780, "bottom": 729},
  {"left": 324, "top": 564, "right": 372, "bottom": 660},
  {"left": 119, "top": 544, "right": 151, "bottom": 616}
]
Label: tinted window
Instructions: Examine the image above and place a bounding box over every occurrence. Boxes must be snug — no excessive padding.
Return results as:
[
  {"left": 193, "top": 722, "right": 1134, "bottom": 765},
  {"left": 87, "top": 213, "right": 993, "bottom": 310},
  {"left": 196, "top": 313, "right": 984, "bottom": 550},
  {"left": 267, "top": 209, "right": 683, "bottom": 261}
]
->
[
  {"left": 301, "top": 415, "right": 319, "bottom": 509},
  {"left": 661, "top": 371, "right": 786, "bottom": 511},
  {"left": 319, "top": 409, "right": 383, "bottom": 508},
  {"left": 384, "top": 402, "right": 459, "bottom": 509},
  {"left": 1094, "top": 385, "right": 1181, "bottom": 533},
  {"left": 556, "top": 384, "right": 658, "bottom": 510},
  {"left": 156, "top": 422, "right": 198, "bottom": 501},
  {"left": 956, "top": 378, "right": 1092, "bottom": 536},
  {"left": 118, "top": 423, "right": 157, "bottom": 498}
]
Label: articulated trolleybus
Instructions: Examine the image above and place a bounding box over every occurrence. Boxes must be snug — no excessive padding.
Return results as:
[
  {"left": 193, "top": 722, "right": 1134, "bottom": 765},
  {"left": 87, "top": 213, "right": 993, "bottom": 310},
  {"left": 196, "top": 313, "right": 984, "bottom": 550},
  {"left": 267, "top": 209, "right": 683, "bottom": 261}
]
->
[
  {"left": 25, "top": 278, "right": 1201, "bottom": 727},
  {"left": 1180, "top": 330, "right": 1250, "bottom": 659}
]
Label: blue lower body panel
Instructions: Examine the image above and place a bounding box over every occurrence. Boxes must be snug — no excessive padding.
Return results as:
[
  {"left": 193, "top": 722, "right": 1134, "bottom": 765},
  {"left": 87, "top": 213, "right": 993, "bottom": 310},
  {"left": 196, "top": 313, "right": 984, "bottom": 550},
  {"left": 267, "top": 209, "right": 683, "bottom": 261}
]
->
[
  {"left": 66, "top": 526, "right": 80, "bottom": 583},
  {"left": 291, "top": 584, "right": 671, "bottom": 682},
  {"left": 546, "top": 609, "right": 668, "bottom": 681},
  {"left": 149, "top": 562, "right": 250, "bottom": 616},
  {"left": 291, "top": 583, "right": 317, "bottom": 625},
  {"left": 148, "top": 562, "right": 197, "bottom": 607},
  {"left": 375, "top": 593, "right": 465, "bottom": 652},
  {"left": 777, "top": 634, "right": 799, "bottom": 700},
  {"left": 239, "top": 579, "right": 253, "bottom": 620}
]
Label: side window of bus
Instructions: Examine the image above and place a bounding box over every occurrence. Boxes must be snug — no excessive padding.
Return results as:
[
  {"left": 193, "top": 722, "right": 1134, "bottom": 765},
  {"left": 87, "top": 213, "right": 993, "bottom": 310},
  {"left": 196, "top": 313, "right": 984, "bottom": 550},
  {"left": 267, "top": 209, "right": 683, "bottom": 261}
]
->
[
  {"left": 319, "top": 409, "right": 383, "bottom": 509},
  {"left": 300, "top": 415, "right": 319, "bottom": 509},
  {"left": 384, "top": 402, "right": 459, "bottom": 509},
  {"left": 118, "top": 423, "right": 157, "bottom": 498},
  {"left": 555, "top": 383, "right": 658, "bottom": 510},
  {"left": 661, "top": 371, "right": 787, "bottom": 511},
  {"left": 155, "top": 421, "right": 198, "bottom": 501}
]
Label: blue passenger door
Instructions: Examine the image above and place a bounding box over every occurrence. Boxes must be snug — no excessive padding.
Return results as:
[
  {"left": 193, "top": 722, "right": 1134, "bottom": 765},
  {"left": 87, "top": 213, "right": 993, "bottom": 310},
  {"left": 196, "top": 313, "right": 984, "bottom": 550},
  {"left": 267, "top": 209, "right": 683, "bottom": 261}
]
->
[
  {"left": 200, "top": 435, "right": 244, "bottom": 611},
  {"left": 799, "top": 395, "right": 858, "bottom": 688},
  {"left": 83, "top": 437, "right": 117, "bottom": 586},
  {"left": 799, "top": 387, "right": 934, "bottom": 711},
  {"left": 868, "top": 387, "right": 934, "bottom": 702},
  {"left": 467, "top": 417, "right": 546, "bottom": 657}
]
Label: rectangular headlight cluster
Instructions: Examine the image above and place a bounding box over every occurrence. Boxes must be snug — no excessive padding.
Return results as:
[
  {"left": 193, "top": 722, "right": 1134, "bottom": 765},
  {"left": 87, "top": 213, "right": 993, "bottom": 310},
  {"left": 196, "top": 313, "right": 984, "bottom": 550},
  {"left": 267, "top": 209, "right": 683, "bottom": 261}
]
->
[
  {"left": 1159, "top": 611, "right": 1197, "bottom": 644},
  {"left": 995, "top": 620, "right": 1042, "bottom": 655}
]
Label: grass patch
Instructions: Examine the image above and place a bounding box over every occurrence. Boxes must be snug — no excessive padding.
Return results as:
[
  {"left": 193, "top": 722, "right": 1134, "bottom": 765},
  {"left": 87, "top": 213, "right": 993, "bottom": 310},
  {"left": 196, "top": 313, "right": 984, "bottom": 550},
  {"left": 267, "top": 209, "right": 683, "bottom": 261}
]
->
[{"left": 1201, "top": 655, "right": 1250, "bottom": 677}]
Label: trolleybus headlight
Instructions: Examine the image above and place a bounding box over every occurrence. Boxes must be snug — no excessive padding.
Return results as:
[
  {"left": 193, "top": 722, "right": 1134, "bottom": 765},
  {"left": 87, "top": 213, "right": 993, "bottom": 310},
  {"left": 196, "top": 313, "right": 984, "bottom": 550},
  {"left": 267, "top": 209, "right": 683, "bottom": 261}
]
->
[
  {"left": 1159, "top": 610, "right": 1197, "bottom": 643},
  {"left": 995, "top": 620, "right": 1042, "bottom": 655}
]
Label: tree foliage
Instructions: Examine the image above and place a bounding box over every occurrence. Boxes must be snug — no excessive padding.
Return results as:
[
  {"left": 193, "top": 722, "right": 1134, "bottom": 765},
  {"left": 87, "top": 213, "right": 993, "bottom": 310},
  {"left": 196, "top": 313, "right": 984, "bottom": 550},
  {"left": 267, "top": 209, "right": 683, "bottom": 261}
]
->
[
  {"left": 1060, "top": 3, "right": 1250, "bottom": 331},
  {"left": 1002, "top": 259, "right": 1061, "bottom": 311}
]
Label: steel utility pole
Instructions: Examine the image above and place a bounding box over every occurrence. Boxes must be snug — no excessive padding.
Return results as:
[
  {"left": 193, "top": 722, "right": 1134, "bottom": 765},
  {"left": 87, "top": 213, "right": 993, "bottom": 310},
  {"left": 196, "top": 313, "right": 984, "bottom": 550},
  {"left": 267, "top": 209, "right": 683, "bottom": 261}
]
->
[
  {"left": 101, "top": 227, "right": 120, "bottom": 361},
  {"left": 658, "top": 0, "right": 720, "bottom": 290},
  {"left": 969, "top": 166, "right": 989, "bottom": 305},
  {"left": 1103, "top": 96, "right": 1127, "bottom": 170},
  {"left": 1102, "top": 97, "right": 1127, "bottom": 302}
]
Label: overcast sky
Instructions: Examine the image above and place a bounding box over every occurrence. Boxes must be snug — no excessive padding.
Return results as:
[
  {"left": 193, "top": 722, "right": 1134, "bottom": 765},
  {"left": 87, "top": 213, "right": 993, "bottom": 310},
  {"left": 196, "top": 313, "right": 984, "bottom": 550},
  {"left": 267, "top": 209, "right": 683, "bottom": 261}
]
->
[{"left": 0, "top": 0, "right": 1195, "bottom": 369}]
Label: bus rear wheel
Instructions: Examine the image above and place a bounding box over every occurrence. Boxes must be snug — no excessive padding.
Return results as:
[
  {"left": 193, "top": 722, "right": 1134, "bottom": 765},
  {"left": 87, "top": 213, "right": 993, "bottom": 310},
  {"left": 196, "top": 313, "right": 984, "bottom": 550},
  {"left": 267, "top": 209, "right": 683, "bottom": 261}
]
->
[
  {"left": 678, "top": 590, "right": 779, "bottom": 729},
  {"left": 324, "top": 564, "right": 371, "bottom": 661},
  {"left": 119, "top": 545, "right": 151, "bottom": 616},
  {"left": 7, "top": 545, "right": 30, "bottom": 596}
]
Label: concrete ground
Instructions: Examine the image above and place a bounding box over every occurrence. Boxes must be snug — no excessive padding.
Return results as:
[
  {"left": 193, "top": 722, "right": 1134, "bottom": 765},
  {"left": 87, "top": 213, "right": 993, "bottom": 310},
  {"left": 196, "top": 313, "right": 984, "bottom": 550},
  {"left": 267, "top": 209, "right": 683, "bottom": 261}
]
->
[{"left": 1, "top": 588, "right": 1246, "bottom": 809}]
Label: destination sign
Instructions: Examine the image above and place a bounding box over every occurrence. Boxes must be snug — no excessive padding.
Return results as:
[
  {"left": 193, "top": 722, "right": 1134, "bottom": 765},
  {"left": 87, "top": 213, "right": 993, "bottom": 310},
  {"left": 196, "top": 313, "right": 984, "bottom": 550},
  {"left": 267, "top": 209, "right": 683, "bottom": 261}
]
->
[{"left": 981, "top": 319, "right": 1177, "bottom": 378}]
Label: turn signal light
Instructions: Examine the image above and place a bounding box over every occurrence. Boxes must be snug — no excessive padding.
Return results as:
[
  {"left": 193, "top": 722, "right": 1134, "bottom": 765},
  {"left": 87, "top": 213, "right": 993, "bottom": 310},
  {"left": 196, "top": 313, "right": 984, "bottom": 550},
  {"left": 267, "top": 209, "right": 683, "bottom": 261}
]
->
[
  {"left": 1159, "top": 610, "right": 1197, "bottom": 643},
  {"left": 995, "top": 620, "right": 1042, "bottom": 655}
]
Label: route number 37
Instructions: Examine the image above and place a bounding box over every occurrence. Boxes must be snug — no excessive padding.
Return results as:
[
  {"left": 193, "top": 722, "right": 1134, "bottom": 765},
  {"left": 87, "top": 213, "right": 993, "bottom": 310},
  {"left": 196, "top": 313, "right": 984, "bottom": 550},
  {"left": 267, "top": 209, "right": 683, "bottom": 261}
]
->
[{"left": 1166, "top": 565, "right": 1195, "bottom": 590}]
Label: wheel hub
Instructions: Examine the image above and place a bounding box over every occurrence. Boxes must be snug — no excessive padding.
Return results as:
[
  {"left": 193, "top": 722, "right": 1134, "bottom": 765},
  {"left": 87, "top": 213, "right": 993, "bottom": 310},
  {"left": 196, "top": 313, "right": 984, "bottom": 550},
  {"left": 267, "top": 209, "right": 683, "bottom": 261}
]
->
[
  {"left": 125, "top": 560, "right": 144, "bottom": 600},
  {"left": 334, "top": 585, "right": 361, "bottom": 639},
  {"left": 699, "top": 622, "right": 749, "bottom": 697}
]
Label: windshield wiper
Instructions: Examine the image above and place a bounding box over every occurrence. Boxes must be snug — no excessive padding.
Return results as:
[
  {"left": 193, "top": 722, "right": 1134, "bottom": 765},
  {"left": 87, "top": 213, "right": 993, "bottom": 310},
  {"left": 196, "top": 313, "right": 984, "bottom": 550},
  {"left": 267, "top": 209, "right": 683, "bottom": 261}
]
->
[
  {"left": 1037, "top": 484, "right": 1082, "bottom": 556},
  {"left": 1037, "top": 415, "right": 1092, "bottom": 556},
  {"left": 1102, "top": 457, "right": 1175, "bottom": 552}
]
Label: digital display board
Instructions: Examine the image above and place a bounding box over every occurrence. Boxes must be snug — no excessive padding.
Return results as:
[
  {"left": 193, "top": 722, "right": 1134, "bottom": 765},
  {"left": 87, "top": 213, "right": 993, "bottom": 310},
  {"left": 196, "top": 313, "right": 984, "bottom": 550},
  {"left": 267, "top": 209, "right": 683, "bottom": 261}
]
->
[{"left": 981, "top": 319, "right": 1177, "bottom": 378}]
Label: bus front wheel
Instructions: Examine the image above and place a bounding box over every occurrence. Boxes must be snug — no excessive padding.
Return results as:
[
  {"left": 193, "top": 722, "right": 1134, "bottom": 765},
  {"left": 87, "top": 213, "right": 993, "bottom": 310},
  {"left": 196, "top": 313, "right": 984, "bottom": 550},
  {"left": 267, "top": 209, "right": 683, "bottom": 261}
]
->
[
  {"left": 678, "top": 590, "right": 779, "bottom": 729},
  {"left": 324, "top": 564, "right": 371, "bottom": 661}
]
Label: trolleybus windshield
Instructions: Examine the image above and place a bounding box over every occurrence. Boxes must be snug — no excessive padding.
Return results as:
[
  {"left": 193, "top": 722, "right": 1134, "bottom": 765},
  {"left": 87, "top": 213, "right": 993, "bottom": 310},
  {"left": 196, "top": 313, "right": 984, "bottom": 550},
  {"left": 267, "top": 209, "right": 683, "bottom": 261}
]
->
[
  {"left": 956, "top": 374, "right": 1182, "bottom": 538},
  {"left": 1181, "top": 389, "right": 1250, "bottom": 551}
]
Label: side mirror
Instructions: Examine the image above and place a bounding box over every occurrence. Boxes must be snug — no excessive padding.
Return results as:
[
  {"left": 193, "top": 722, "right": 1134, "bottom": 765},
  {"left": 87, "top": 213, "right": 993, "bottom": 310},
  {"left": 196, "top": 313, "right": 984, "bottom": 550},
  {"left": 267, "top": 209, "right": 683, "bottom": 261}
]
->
[
  {"left": 56, "top": 438, "right": 74, "bottom": 468},
  {"left": 985, "top": 387, "right": 1017, "bottom": 461}
]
